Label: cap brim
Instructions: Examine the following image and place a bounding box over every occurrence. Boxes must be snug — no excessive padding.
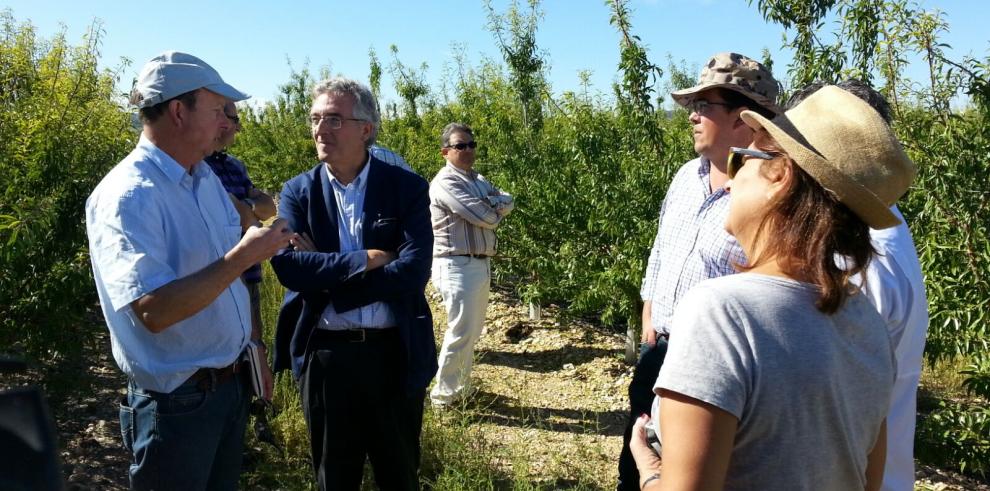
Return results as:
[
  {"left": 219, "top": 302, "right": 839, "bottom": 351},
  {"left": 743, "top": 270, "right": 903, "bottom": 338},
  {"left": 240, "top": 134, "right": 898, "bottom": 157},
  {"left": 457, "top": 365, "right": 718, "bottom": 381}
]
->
[
  {"left": 204, "top": 82, "right": 250, "bottom": 103},
  {"left": 672, "top": 82, "right": 782, "bottom": 114},
  {"left": 739, "top": 110, "right": 901, "bottom": 229}
]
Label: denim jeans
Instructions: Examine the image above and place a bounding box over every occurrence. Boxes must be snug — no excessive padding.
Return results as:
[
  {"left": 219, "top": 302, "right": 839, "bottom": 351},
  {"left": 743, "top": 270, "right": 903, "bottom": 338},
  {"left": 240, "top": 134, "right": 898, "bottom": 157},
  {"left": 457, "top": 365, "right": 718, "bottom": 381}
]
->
[{"left": 119, "top": 373, "right": 249, "bottom": 491}]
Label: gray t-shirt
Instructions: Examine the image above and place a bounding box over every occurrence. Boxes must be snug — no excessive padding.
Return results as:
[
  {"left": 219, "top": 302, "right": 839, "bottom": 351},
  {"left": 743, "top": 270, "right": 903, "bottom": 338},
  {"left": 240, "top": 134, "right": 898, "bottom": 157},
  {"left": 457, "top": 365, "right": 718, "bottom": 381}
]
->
[{"left": 657, "top": 274, "right": 894, "bottom": 491}]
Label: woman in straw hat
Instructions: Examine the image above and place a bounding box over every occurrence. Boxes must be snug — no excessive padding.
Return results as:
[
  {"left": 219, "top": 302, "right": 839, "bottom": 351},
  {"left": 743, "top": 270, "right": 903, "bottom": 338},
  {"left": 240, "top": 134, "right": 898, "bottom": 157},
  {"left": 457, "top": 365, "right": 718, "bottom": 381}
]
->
[{"left": 628, "top": 85, "right": 916, "bottom": 491}]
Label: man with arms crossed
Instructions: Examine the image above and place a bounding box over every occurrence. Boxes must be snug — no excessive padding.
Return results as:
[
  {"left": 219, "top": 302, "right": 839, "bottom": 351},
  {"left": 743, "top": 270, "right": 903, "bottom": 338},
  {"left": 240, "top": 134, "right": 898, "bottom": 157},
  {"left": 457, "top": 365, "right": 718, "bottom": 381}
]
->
[
  {"left": 86, "top": 51, "right": 293, "bottom": 490},
  {"left": 270, "top": 77, "right": 436, "bottom": 490},
  {"left": 429, "top": 123, "right": 514, "bottom": 407},
  {"left": 787, "top": 80, "right": 930, "bottom": 491},
  {"left": 617, "top": 52, "right": 781, "bottom": 490}
]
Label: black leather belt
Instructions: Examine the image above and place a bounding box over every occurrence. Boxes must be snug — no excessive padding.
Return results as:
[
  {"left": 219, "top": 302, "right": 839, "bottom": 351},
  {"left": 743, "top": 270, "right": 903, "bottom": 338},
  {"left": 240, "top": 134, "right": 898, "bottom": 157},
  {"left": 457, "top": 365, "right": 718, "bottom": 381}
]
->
[
  {"left": 312, "top": 327, "right": 397, "bottom": 343},
  {"left": 450, "top": 254, "right": 489, "bottom": 259}
]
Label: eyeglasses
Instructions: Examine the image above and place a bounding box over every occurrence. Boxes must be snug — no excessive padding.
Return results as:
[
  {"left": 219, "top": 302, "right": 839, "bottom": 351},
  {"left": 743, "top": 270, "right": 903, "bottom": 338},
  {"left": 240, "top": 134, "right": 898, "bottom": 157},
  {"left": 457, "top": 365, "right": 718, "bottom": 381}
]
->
[
  {"left": 445, "top": 141, "right": 477, "bottom": 151},
  {"left": 310, "top": 114, "right": 366, "bottom": 128},
  {"left": 727, "top": 147, "right": 776, "bottom": 179},
  {"left": 688, "top": 99, "right": 733, "bottom": 115},
  {"left": 225, "top": 113, "right": 240, "bottom": 124}
]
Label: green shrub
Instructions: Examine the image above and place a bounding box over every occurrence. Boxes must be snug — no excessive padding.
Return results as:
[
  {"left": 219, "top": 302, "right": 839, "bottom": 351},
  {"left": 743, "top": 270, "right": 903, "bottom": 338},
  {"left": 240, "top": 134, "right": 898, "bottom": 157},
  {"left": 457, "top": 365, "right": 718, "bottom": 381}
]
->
[{"left": 0, "top": 11, "right": 133, "bottom": 363}]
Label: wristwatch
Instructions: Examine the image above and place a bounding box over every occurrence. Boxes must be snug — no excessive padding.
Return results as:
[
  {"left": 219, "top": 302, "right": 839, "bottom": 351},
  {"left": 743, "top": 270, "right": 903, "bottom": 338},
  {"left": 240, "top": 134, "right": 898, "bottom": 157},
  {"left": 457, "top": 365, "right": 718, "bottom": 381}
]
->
[{"left": 242, "top": 197, "right": 256, "bottom": 209}]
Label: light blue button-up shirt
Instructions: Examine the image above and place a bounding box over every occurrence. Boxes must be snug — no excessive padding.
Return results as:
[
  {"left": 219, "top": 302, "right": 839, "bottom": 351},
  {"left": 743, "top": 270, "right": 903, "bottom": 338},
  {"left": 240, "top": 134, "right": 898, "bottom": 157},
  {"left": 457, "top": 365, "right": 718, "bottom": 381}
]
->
[
  {"left": 86, "top": 134, "right": 251, "bottom": 393},
  {"left": 318, "top": 157, "right": 396, "bottom": 329}
]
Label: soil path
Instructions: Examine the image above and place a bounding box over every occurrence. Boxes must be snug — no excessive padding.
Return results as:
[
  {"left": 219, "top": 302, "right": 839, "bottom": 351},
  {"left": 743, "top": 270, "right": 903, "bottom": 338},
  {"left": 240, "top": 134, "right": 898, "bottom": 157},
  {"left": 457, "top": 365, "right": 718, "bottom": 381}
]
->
[{"left": 33, "top": 290, "right": 989, "bottom": 490}]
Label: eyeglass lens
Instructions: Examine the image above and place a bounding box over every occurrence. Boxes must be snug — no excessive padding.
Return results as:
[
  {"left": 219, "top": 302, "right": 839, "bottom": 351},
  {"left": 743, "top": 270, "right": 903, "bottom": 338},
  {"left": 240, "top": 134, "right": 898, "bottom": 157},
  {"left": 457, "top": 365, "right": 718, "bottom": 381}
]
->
[{"left": 310, "top": 115, "right": 340, "bottom": 127}]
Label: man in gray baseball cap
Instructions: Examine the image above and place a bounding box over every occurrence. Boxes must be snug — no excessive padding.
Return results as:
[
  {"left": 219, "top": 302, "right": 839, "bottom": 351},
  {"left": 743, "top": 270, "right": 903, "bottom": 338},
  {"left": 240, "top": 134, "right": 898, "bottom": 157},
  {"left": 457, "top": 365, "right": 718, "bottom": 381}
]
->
[
  {"left": 86, "top": 51, "right": 295, "bottom": 490},
  {"left": 616, "top": 52, "right": 780, "bottom": 491}
]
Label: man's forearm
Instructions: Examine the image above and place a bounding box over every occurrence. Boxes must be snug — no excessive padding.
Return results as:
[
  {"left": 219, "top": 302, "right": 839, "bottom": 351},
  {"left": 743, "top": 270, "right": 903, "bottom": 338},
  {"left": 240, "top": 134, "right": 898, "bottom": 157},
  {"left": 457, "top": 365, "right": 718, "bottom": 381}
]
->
[
  {"left": 133, "top": 220, "right": 294, "bottom": 333},
  {"left": 131, "top": 254, "right": 252, "bottom": 333}
]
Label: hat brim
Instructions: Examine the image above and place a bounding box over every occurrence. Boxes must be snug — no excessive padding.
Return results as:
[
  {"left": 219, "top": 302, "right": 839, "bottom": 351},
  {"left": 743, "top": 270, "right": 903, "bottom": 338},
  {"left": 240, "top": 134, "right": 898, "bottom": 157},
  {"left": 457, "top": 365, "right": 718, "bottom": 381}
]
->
[
  {"left": 740, "top": 111, "right": 901, "bottom": 229},
  {"left": 204, "top": 82, "right": 250, "bottom": 103},
  {"left": 135, "top": 82, "right": 250, "bottom": 109},
  {"left": 672, "top": 82, "right": 782, "bottom": 114}
]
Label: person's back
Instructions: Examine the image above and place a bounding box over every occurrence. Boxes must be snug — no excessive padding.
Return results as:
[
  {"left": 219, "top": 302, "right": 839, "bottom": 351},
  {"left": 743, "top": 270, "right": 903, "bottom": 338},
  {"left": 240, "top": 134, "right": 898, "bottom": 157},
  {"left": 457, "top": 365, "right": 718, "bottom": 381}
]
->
[{"left": 660, "top": 273, "right": 895, "bottom": 490}]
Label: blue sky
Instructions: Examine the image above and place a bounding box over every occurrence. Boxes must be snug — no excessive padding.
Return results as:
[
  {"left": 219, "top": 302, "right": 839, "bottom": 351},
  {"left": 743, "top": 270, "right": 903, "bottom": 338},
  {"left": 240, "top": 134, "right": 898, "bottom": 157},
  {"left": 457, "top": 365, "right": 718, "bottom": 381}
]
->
[{"left": 5, "top": 0, "right": 988, "bottom": 108}]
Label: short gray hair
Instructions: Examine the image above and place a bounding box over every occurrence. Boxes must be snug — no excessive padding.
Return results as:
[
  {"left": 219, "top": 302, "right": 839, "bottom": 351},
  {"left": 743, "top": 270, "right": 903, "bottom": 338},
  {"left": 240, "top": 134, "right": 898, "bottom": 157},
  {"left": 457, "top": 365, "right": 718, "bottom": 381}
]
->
[
  {"left": 441, "top": 122, "right": 473, "bottom": 147},
  {"left": 312, "top": 77, "right": 380, "bottom": 148}
]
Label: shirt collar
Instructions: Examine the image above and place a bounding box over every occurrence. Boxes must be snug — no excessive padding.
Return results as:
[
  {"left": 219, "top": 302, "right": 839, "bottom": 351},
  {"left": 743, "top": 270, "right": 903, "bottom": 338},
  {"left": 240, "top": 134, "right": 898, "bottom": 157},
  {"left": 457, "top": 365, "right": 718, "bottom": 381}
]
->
[
  {"left": 326, "top": 153, "right": 372, "bottom": 192},
  {"left": 696, "top": 156, "right": 723, "bottom": 197},
  {"left": 696, "top": 156, "right": 712, "bottom": 180},
  {"left": 445, "top": 160, "right": 477, "bottom": 179},
  {"left": 137, "top": 133, "right": 197, "bottom": 184}
]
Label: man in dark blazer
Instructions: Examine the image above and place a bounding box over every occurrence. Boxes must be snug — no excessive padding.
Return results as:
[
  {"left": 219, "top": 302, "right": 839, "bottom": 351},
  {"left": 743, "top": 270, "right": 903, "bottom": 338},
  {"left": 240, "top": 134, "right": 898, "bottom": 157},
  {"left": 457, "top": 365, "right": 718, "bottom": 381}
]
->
[{"left": 270, "top": 77, "right": 436, "bottom": 491}]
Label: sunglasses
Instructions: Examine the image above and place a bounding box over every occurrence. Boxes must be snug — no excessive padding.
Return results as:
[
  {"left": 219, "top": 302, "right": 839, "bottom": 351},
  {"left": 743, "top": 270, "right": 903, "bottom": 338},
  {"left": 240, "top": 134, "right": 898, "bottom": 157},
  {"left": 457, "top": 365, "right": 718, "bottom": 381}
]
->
[
  {"left": 445, "top": 141, "right": 478, "bottom": 151},
  {"left": 225, "top": 114, "right": 240, "bottom": 124},
  {"left": 688, "top": 99, "right": 733, "bottom": 114},
  {"left": 727, "top": 147, "right": 776, "bottom": 179}
]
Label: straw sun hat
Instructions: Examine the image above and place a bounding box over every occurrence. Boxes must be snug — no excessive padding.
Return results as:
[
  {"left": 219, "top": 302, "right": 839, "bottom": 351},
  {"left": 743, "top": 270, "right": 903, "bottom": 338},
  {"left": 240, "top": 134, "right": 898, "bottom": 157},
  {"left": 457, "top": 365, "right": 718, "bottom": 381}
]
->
[{"left": 739, "top": 85, "right": 916, "bottom": 229}]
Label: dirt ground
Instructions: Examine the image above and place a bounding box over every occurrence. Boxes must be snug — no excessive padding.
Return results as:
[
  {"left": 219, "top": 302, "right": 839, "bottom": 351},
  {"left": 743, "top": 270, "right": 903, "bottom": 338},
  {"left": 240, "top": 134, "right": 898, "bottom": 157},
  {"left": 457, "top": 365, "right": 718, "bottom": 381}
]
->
[{"left": 14, "top": 289, "right": 988, "bottom": 490}]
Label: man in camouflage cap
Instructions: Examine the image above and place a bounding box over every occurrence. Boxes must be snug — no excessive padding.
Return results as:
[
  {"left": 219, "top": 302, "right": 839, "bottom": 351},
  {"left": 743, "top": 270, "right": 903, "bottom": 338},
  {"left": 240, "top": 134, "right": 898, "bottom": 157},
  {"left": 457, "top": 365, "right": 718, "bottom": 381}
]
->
[
  {"left": 670, "top": 52, "right": 781, "bottom": 113},
  {"left": 616, "top": 52, "right": 780, "bottom": 491}
]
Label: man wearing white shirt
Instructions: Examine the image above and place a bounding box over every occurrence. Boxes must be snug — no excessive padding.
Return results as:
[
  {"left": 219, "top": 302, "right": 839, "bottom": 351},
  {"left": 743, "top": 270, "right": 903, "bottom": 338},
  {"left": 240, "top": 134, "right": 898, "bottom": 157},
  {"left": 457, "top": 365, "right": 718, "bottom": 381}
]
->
[
  {"left": 429, "top": 123, "right": 514, "bottom": 406},
  {"left": 863, "top": 205, "right": 929, "bottom": 491}
]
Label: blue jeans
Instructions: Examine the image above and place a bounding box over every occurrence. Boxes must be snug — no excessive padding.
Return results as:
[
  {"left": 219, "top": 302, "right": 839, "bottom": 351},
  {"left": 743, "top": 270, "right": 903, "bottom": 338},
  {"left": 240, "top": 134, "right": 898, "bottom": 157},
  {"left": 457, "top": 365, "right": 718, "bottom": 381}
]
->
[{"left": 119, "top": 374, "right": 250, "bottom": 491}]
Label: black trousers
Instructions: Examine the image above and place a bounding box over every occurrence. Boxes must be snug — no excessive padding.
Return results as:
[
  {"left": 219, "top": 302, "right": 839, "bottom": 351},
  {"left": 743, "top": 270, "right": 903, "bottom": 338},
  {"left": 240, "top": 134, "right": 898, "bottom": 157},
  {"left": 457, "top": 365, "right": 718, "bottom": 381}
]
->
[
  {"left": 300, "top": 329, "right": 425, "bottom": 491},
  {"left": 616, "top": 338, "right": 668, "bottom": 491}
]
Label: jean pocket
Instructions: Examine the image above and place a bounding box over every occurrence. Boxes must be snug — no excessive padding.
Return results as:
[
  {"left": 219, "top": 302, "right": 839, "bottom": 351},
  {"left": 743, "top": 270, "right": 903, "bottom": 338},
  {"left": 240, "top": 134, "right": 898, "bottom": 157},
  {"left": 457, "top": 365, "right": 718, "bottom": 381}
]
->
[
  {"left": 159, "top": 388, "right": 209, "bottom": 417},
  {"left": 119, "top": 397, "right": 135, "bottom": 453}
]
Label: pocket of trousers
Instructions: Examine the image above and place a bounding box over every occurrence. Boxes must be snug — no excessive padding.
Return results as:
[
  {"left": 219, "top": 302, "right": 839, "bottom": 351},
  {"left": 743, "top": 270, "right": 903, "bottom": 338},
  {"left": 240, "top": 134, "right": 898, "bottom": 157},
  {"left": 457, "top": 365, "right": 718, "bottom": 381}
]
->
[
  {"left": 119, "top": 396, "right": 135, "bottom": 453},
  {"left": 159, "top": 388, "right": 209, "bottom": 417}
]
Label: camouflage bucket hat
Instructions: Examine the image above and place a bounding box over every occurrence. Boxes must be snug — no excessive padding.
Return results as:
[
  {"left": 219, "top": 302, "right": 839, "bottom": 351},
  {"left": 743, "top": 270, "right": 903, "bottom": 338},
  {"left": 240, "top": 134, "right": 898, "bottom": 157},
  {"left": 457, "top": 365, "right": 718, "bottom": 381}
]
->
[{"left": 671, "top": 52, "right": 782, "bottom": 114}]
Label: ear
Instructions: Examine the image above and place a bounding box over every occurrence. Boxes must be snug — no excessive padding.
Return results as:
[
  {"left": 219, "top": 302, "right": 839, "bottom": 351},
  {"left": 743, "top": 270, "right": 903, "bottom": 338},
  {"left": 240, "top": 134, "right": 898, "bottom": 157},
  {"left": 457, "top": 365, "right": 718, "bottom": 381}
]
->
[
  {"left": 764, "top": 160, "right": 793, "bottom": 199},
  {"left": 731, "top": 108, "right": 751, "bottom": 130},
  {"left": 359, "top": 121, "right": 374, "bottom": 145},
  {"left": 440, "top": 147, "right": 450, "bottom": 158},
  {"left": 166, "top": 99, "right": 185, "bottom": 126}
]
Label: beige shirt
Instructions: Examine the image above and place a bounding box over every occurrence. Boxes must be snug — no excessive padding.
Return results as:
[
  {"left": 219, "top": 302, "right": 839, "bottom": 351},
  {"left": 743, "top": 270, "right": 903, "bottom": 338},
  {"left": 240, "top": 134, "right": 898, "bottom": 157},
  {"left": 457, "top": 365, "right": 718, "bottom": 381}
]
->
[{"left": 429, "top": 162, "right": 513, "bottom": 257}]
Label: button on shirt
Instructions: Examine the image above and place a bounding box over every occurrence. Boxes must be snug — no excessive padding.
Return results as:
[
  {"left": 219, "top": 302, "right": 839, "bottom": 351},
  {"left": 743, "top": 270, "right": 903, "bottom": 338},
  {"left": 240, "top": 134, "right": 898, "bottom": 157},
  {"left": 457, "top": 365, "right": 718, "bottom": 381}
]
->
[
  {"left": 318, "top": 158, "right": 396, "bottom": 330},
  {"left": 86, "top": 134, "right": 251, "bottom": 393},
  {"left": 640, "top": 157, "right": 746, "bottom": 335}
]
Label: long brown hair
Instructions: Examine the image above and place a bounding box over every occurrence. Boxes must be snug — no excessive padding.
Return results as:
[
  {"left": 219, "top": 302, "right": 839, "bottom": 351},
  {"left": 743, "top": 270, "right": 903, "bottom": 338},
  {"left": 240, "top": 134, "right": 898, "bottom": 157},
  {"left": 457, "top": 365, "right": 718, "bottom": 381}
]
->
[{"left": 740, "top": 130, "right": 875, "bottom": 313}]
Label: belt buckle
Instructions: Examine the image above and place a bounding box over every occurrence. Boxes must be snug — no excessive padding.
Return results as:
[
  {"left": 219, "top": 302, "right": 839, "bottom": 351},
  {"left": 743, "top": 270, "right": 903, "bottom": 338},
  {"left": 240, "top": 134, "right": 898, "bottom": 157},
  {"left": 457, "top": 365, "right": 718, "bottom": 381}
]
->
[{"left": 349, "top": 329, "right": 365, "bottom": 343}]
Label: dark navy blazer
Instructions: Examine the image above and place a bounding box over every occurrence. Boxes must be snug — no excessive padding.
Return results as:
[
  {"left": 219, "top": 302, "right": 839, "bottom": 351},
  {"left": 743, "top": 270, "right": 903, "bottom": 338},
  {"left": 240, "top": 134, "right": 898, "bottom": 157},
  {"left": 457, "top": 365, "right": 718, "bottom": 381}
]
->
[{"left": 270, "top": 157, "right": 437, "bottom": 395}]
